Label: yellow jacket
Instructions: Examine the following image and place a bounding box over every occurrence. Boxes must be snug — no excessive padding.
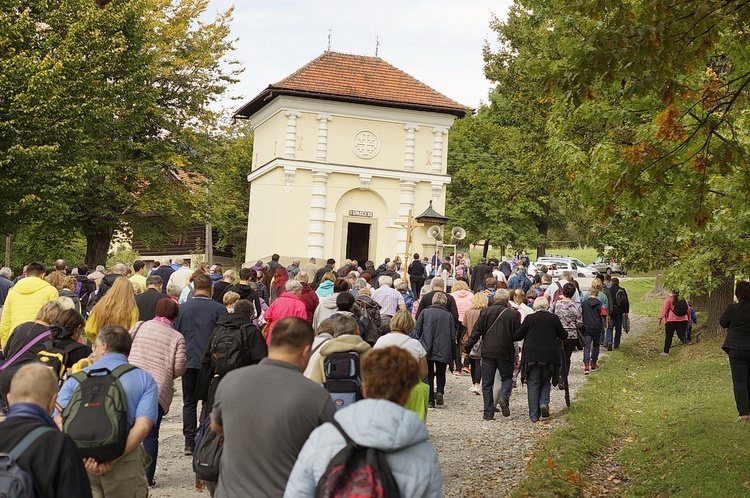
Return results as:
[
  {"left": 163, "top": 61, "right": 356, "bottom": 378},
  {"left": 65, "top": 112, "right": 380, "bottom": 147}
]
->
[
  {"left": 0, "top": 277, "right": 60, "bottom": 347},
  {"left": 84, "top": 307, "right": 138, "bottom": 345}
]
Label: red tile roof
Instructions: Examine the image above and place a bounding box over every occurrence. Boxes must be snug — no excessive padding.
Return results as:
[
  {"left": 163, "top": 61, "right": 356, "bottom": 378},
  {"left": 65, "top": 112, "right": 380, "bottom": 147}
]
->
[{"left": 234, "top": 51, "right": 470, "bottom": 119}]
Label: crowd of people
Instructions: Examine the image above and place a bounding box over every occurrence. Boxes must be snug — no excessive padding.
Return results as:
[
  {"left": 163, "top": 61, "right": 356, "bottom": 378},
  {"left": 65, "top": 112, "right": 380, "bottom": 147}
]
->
[{"left": 0, "top": 251, "right": 746, "bottom": 497}]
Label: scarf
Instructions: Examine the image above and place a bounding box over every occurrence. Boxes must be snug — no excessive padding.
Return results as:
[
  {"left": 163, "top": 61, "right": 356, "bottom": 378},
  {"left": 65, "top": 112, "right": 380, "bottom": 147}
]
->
[
  {"left": 6, "top": 402, "right": 58, "bottom": 429},
  {"left": 152, "top": 316, "right": 174, "bottom": 327}
]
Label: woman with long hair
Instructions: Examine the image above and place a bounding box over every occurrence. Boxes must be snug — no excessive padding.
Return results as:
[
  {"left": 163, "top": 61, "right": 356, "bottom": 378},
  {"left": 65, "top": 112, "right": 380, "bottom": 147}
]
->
[
  {"left": 85, "top": 277, "right": 139, "bottom": 344},
  {"left": 270, "top": 266, "right": 289, "bottom": 304},
  {"left": 463, "top": 293, "right": 488, "bottom": 394}
]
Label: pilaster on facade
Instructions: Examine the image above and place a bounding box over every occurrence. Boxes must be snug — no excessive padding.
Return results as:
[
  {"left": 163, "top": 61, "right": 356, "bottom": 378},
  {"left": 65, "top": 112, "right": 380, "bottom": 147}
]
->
[
  {"left": 285, "top": 110, "right": 302, "bottom": 159},
  {"left": 316, "top": 114, "right": 333, "bottom": 162},
  {"left": 403, "top": 123, "right": 420, "bottom": 172},
  {"left": 397, "top": 179, "right": 417, "bottom": 255},
  {"left": 308, "top": 170, "right": 331, "bottom": 259},
  {"left": 431, "top": 127, "right": 448, "bottom": 174}
]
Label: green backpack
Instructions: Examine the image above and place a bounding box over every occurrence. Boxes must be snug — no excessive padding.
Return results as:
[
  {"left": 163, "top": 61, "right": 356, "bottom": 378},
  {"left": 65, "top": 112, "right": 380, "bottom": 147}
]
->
[{"left": 62, "top": 364, "right": 135, "bottom": 462}]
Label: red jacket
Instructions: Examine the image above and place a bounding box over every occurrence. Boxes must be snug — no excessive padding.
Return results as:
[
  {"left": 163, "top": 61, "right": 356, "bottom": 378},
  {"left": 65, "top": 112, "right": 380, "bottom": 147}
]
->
[
  {"left": 659, "top": 295, "right": 692, "bottom": 323},
  {"left": 299, "top": 285, "right": 319, "bottom": 323},
  {"left": 264, "top": 292, "right": 308, "bottom": 343}
]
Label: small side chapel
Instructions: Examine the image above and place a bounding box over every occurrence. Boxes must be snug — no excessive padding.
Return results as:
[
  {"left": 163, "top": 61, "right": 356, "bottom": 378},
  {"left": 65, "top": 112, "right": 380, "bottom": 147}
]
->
[{"left": 234, "top": 51, "right": 468, "bottom": 265}]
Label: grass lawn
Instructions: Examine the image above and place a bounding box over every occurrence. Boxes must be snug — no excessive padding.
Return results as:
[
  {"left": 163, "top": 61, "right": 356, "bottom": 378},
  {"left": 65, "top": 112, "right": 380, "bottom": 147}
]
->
[{"left": 510, "top": 311, "right": 748, "bottom": 497}]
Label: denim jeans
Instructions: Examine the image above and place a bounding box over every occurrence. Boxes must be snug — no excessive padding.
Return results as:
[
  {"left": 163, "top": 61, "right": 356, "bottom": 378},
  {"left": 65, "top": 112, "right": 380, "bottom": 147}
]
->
[
  {"left": 584, "top": 334, "right": 600, "bottom": 365},
  {"left": 143, "top": 404, "right": 165, "bottom": 484},
  {"left": 526, "top": 363, "right": 553, "bottom": 421},
  {"left": 182, "top": 368, "right": 200, "bottom": 448},
  {"left": 481, "top": 357, "right": 513, "bottom": 419},
  {"left": 606, "top": 314, "right": 623, "bottom": 347}
]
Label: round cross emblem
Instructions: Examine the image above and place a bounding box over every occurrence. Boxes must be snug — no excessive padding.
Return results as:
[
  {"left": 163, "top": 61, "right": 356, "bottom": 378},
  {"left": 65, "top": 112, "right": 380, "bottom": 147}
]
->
[{"left": 352, "top": 130, "right": 380, "bottom": 159}]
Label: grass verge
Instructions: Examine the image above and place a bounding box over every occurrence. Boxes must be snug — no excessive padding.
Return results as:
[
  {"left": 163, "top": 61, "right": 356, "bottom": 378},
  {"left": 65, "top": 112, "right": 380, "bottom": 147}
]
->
[{"left": 510, "top": 320, "right": 750, "bottom": 497}]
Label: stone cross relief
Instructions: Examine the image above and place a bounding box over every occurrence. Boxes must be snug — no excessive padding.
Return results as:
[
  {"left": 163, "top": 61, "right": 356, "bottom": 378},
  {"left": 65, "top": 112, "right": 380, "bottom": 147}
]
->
[{"left": 297, "top": 136, "right": 304, "bottom": 151}]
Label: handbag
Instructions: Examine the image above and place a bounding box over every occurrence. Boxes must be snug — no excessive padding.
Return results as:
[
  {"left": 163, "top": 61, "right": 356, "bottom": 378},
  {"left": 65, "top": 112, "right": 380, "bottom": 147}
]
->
[
  {"left": 469, "top": 308, "right": 507, "bottom": 359},
  {"left": 575, "top": 324, "right": 586, "bottom": 351}
]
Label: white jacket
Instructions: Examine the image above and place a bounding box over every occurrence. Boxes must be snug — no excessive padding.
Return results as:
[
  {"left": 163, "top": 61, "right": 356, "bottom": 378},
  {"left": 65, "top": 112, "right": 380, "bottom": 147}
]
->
[{"left": 284, "top": 398, "right": 443, "bottom": 497}]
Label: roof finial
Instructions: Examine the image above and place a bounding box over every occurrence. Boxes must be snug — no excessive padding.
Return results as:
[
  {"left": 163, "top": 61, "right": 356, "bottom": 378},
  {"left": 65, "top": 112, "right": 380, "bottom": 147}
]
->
[
  {"left": 327, "top": 28, "right": 332, "bottom": 52},
  {"left": 375, "top": 35, "right": 380, "bottom": 57}
]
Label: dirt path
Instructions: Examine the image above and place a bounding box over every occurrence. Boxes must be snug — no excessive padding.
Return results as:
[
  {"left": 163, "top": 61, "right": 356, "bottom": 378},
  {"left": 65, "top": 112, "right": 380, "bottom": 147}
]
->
[{"left": 150, "top": 316, "right": 651, "bottom": 497}]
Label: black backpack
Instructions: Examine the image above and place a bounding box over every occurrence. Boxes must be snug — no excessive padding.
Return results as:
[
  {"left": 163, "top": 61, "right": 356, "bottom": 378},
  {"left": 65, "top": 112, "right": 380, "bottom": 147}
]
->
[
  {"left": 615, "top": 288, "right": 629, "bottom": 311},
  {"left": 324, "top": 352, "right": 363, "bottom": 410},
  {"left": 62, "top": 364, "right": 135, "bottom": 462},
  {"left": 672, "top": 298, "right": 688, "bottom": 317},
  {"left": 0, "top": 426, "right": 53, "bottom": 498},
  {"left": 34, "top": 340, "right": 87, "bottom": 385},
  {"left": 209, "top": 324, "right": 249, "bottom": 377},
  {"left": 193, "top": 415, "right": 223, "bottom": 482},
  {"left": 315, "top": 420, "right": 401, "bottom": 498}
]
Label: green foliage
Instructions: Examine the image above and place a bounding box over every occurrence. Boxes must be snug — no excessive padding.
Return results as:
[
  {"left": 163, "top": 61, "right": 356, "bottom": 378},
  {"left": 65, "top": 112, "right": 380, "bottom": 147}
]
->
[
  {"left": 0, "top": 0, "right": 241, "bottom": 265},
  {"left": 0, "top": 229, "right": 86, "bottom": 275},
  {"left": 106, "top": 244, "right": 141, "bottom": 268},
  {"left": 512, "top": 323, "right": 748, "bottom": 497}
]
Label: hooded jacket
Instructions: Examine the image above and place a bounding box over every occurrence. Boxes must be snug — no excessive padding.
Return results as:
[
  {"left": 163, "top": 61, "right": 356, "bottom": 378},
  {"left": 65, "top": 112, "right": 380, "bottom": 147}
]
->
[
  {"left": 312, "top": 293, "right": 340, "bottom": 330},
  {"left": 284, "top": 398, "right": 442, "bottom": 498},
  {"left": 415, "top": 304, "right": 456, "bottom": 364},
  {"left": 308, "top": 334, "right": 371, "bottom": 384},
  {"left": 298, "top": 284, "right": 319, "bottom": 323},
  {"left": 0, "top": 276, "right": 59, "bottom": 346},
  {"left": 315, "top": 280, "right": 334, "bottom": 298},
  {"left": 264, "top": 292, "right": 308, "bottom": 343},
  {"left": 581, "top": 297, "right": 604, "bottom": 335},
  {"left": 450, "top": 289, "right": 474, "bottom": 323}
]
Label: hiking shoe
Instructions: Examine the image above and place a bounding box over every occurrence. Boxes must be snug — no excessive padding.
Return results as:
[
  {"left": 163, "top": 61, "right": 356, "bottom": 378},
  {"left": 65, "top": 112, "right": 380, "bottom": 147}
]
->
[
  {"left": 540, "top": 405, "right": 550, "bottom": 418},
  {"left": 436, "top": 392, "right": 444, "bottom": 405},
  {"left": 607, "top": 343, "right": 613, "bottom": 351},
  {"left": 184, "top": 446, "right": 194, "bottom": 456},
  {"left": 584, "top": 364, "right": 590, "bottom": 375},
  {"left": 591, "top": 362, "right": 598, "bottom": 371},
  {"left": 498, "top": 398, "right": 510, "bottom": 417}
]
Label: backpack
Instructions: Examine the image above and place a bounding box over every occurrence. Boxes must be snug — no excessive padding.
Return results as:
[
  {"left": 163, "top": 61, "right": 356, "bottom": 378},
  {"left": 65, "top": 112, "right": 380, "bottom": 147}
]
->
[
  {"left": 34, "top": 340, "right": 87, "bottom": 385},
  {"left": 0, "top": 426, "right": 53, "bottom": 498},
  {"left": 193, "top": 415, "right": 223, "bottom": 482},
  {"left": 323, "top": 352, "right": 363, "bottom": 410},
  {"left": 315, "top": 420, "right": 401, "bottom": 498},
  {"left": 615, "top": 289, "right": 629, "bottom": 311},
  {"left": 209, "top": 325, "right": 248, "bottom": 377},
  {"left": 550, "top": 281, "right": 564, "bottom": 303},
  {"left": 62, "top": 364, "right": 136, "bottom": 463},
  {"left": 672, "top": 298, "right": 688, "bottom": 317}
]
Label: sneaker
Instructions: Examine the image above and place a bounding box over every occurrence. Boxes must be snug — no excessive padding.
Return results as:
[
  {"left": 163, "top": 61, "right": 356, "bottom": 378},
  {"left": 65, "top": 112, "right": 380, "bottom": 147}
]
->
[
  {"left": 558, "top": 383, "right": 566, "bottom": 391},
  {"left": 470, "top": 385, "right": 481, "bottom": 395},
  {"left": 462, "top": 366, "right": 471, "bottom": 374},
  {"left": 148, "top": 480, "right": 157, "bottom": 489},
  {"left": 483, "top": 415, "right": 494, "bottom": 421},
  {"left": 540, "top": 405, "right": 550, "bottom": 418},
  {"left": 607, "top": 343, "right": 613, "bottom": 351},
  {"left": 453, "top": 370, "right": 461, "bottom": 376},
  {"left": 584, "top": 364, "right": 590, "bottom": 375},
  {"left": 591, "top": 362, "right": 598, "bottom": 371},
  {"left": 498, "top": 398, "right": 510, "bottom": 417},
  {"left": 436, "top": 392, "right": 444, "bottom": 406},
  {"left": 660, "top": 352, "right": 669, "bottom": 356},
  {"left": 184, "top": 446, "right": 194, "bottom": 456},
  {"left": 428, "top": 400, "right": 436, "bottom": 408}
]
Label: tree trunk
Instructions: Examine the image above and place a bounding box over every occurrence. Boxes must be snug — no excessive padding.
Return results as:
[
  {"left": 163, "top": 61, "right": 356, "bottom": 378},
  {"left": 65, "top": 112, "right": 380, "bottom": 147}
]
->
[
  {"left": 645, "top": 271, "right": 671, "bottom": 301},
  {"left": 536, "top": 218, "right": 548, "bottom": 258},
  {"left": 482, "top": 237, "right": 490, "bottom": 259},
  {"left": 85, "top": 225, "right": 115, "bottom": 268},
  {"left": 703, "top": 273, "right": 735, "bottom": 340}
]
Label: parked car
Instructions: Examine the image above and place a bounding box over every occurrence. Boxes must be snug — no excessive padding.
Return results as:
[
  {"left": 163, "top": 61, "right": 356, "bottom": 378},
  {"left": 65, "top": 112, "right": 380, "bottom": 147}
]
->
[
  {"left": 539, "top": 257, "right": 599, "bottom": 279},
  {"left": 591, "top": 257, "right": 626, "bottom": 276}
]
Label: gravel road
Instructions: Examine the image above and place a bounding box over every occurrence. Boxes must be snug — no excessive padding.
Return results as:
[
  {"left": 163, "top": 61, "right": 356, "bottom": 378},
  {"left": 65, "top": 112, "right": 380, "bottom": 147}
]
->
[{"left": 150, "top": 314, "right": 648, "bottom": 497}]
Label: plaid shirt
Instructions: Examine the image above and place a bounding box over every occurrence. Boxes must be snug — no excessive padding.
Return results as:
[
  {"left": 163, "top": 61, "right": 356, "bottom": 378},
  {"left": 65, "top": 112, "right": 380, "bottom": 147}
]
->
[{"left": 371, "top": 286, "right": 405, "bottom": 316}]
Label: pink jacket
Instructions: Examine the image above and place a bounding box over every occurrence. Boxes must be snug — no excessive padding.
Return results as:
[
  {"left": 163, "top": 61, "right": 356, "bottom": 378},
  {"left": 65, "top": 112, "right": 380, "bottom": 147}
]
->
[
  {"left": 128, "top": 319, "right": 187, "bottom": 413},
  {"left": 659, "top": 296, "right": 692, "bottom": 323},
  {"left": 264, "top": 292, "right": 307, "bottom": 344},
  {"left": 451, "top": 289, "right": 474, "bottom": 324}
]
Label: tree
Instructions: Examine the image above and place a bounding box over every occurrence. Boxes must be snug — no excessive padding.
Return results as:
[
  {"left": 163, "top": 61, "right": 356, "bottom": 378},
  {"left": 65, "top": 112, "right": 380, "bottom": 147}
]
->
[
  {"left": 489, "top": 1, "right": 750, "bottom": 337},
  {"left": 0, "top": 0, "right": 241, "bottom": 266}
]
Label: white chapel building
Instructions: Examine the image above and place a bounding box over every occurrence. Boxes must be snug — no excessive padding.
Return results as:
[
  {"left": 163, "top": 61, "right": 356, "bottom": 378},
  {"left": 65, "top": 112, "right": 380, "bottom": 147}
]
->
[{"left": 233, "top": 51, "right": 468, "bottom": 266}]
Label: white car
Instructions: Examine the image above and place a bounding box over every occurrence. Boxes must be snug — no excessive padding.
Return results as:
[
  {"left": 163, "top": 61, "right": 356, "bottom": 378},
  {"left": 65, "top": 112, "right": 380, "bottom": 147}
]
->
[{"left": 537, "top": 257, "right": 599, "bottom": 279}]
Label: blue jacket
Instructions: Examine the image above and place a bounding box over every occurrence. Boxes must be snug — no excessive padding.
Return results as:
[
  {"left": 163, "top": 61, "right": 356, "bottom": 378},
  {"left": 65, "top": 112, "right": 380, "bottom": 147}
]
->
[
  {"left": 174, "top": 295, "right": 227, "bottom": 369},
  {"left": 416, "top": 304, "right": 456, "bottom": 364},
  {"left": 284, "top": 398, "right": 443, "bottom": 497}
]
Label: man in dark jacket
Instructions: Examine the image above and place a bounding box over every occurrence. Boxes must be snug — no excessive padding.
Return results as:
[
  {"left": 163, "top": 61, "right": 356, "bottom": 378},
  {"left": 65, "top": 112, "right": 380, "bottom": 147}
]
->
[
  {"left": 228, "top": 268, "right": 262, "bottom": 318},
  {"left": 174, "top": 274, "right": 227, "bottom": 455},
  {"left": 464, "top": 289, "right": 520, "bottom": 420},
  {"left": 135, "top": 275, "right": 169, "bottom": 321},
  {"left": 582, "top": 289, "right": 604, "bottom": 373},
  {"left": 606, "top": 278, "right": 629, "bottom": 350},
  {"left": 408, "top": 253, "right": 427, "bottom": 296},
  {"left": 313, "top": 258, "right": 335, "bottom": 285},
  {"left": 151, "top": 258, "right": 175, "bottom": 293},
  {"left": 416, "top": 277, "right": 459, "bottom": 326},
  {"left": 0, "top": 363, "right": 92, "bottom": 498},
  {"left": 415, "top": 292, "right": 457, "bottom": 408},
  {"left": 470, "top": 258, "right": 493, "bottom": 293},
  {"left": 73, "top": 264, "right": 96, "bottom": 312},
  {"left": 295, "top": 271, "right": 319, "bottom": 323},
  {"left": 267, "top": 253, "right": 282, "bottom": 277},
  {"left": 514, "top": 298, "right": 567, "bottom": 422}
]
